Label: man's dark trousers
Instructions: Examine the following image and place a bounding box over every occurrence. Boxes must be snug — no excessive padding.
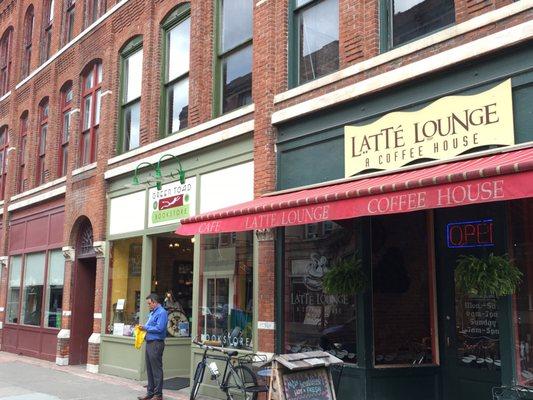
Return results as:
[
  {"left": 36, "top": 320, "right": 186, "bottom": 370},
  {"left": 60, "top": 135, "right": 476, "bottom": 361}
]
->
[{"left": 146, "top": 340, "right": 165, "bottom": 397}]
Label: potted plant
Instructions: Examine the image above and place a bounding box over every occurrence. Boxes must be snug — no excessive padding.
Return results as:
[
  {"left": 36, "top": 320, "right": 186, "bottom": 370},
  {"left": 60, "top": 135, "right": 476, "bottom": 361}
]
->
[
  {"left": 323, "top": 255, "right": 366, "bottom": 295},
  {"left": 455, "top": 253, "right": 522, "bottom": 297}
]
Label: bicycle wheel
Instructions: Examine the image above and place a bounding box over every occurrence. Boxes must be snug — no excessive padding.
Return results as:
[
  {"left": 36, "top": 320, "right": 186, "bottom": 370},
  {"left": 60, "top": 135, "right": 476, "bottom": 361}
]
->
[
  {"left": 224, "top": 365, "right": 259, "bottom": 400},
  {"left": 190, "top": 361, "right": 206, "bottom": 400}
]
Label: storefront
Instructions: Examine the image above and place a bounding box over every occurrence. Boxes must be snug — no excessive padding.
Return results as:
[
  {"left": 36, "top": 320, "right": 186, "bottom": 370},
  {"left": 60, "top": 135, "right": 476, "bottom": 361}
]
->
[
  {"left": 177, "top": 43, "right": 533, "bottom": 400},
  {"left": 101, "top": 132, "right": 258, "bottom": 382},
  {"left": 2, "top": 197, "right": 66, "bottom": 361}
]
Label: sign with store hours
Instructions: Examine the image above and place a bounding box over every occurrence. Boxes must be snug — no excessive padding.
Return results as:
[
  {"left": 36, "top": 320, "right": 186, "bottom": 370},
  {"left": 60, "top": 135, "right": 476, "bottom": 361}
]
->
[
  {"left": 344, "top": 79, "right": 514, "bottom": 177},
  {"left": 282, "top": 368, "right": 334, "bottom": 400},
  {"left": 148, "top": 177, "right": 196, "bottom": 228}
]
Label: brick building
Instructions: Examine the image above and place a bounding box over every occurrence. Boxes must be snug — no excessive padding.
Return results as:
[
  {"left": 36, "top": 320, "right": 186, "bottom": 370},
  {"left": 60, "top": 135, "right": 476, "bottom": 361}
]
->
[{"left": 0, "top": 0, "right": 531, "bottom": 399}]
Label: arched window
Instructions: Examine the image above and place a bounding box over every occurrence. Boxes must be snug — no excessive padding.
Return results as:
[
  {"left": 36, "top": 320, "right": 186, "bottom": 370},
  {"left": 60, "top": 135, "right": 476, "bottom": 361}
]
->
[
  {"left": 161, "top": 4, "right": 190, "bottom": 136},
  {"left": 0, "top": 28, "right": 13, "bottom": 96},
  {"left": 40, "top": 0, "right": 54, "bottom": 64},
  {"left": 59, "top": 82, "right": 73, "bottom": 176},
  {"left": 80, "top": 61, "right": 102, "bottom": 166},
  {"left": 37, "top": 98, "right": 49, "bottom": 186},
  {"left": 63, "top": 0, "right": 76, "bottom": 44},
  {"left": 119, "top": 37, "right": 143, "bottom": 153},
  {"left": 85, "top": 0, "right": 106, "bottom": 27},
  {"left": 17, "top": 112, "right": 29, "bottom": 194},
  {"left": 22, "top": 6, "right": 34, "bottom": 78},
  {"left": 0, "top": 125, "right": 8, "bottom": 200}
]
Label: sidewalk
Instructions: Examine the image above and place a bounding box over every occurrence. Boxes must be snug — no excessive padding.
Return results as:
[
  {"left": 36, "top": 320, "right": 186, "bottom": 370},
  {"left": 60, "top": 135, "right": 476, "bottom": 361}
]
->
[{"left": 0, "top": 351, "right": 213, "bottom": 400}]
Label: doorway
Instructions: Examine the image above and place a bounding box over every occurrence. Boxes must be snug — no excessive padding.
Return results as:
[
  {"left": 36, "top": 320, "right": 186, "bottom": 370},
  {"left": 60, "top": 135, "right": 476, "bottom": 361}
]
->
[
  {"left": 435, "top": 203, "right": 506, "bottom": 400},
  {"left": 69, "top": 221, "right": 97, "bottom": 365}
]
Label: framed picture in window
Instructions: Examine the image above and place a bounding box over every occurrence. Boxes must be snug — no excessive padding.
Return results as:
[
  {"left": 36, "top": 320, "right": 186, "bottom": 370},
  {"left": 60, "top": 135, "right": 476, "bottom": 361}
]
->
[{"left": 129, "top": 243, "right": 142, "bottom": 276}]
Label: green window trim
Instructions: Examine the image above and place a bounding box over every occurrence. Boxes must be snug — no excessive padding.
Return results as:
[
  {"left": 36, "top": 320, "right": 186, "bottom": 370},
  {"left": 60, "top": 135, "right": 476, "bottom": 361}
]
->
[
  {"left": 288, "top": 0, "right": 339, "bottom": 89},
  {"left": 213, "top": 0, "right": 253, "bottom": 117},
  {"left": 159, "top": 3, "right": 191, "bottom": 139},
  {"left": 117, "top": 35, "right": 143, "bottom": 155}
]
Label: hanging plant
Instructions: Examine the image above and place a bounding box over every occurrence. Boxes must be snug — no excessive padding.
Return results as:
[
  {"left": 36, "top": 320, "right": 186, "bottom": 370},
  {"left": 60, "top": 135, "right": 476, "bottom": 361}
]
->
[
  {"left": 455, "top": 253, "right": 522, "bottom": 297},
  {"left": 323, "top": 255, "right": 365, "bottom": 295}
]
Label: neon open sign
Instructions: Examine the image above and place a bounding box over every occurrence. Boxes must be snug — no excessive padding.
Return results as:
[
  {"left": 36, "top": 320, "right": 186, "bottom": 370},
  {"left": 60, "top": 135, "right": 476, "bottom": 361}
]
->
[{"left": 447, "top": 219, "right": 495, "bottom": 248}]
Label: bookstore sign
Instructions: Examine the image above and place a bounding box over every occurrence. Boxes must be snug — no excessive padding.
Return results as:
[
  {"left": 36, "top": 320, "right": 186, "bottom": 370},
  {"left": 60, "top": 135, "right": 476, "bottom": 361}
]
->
[{"left": 344, "top": 80, "right": 514, "bottom": 177}]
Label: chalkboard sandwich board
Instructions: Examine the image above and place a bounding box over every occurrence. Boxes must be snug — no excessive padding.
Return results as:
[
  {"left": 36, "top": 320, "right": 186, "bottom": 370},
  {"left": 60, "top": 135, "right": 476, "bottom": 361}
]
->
[{"left": 268, "top": 351, "right": 342, "bottom": 400}]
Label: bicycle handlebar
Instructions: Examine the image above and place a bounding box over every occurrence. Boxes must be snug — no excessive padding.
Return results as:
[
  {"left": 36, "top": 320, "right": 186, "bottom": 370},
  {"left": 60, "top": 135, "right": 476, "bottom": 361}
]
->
[{"left": 192, "top": 340, "right": 233, "bottom": 355}]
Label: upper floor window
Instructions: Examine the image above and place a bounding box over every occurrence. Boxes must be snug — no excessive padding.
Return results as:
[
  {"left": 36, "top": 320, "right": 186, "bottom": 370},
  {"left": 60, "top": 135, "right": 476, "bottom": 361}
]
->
[
  {"left": 63, "top": 0, "right": 76, "bottom": 45},
  {"left": 383, "top": 0, "right": 455, "bottom": 48},
  {"left": 80, "top": 61, "right": 102, "bottom": 166},
  {"left": 85, "top": 0, "right": 106, "bottom": 27},
  {"left": 59, "top": 82, "right": 73, "bottom": 176},
  {"left": 0, "top": 125, "right": 8, "bottom": 200},
  {"left": 0, "top": 28, "right": 13, "bottom": 96},
  {"left": 17, "top": 112, "right": 28, "bottom": 194},
  {"left": 37, "top": 98, "right": 49, "bottom": 186},
  {"left": 22, "top": 6, "right": 34, "bottom": 79},
  {"left": 119, "top": 37, "right": 143, "bottom": 153},
  {"left": 216, "top": 0, "right": 253, "bottom": 115},
  {"left": 290, "top": 0, "right": 339, "bottom": 87},
  {"left": 40, "top": 0, "right": 55, "bottom": 64},
  {"left": 161, "top": 5, "right": 190, "bottom": 136}
]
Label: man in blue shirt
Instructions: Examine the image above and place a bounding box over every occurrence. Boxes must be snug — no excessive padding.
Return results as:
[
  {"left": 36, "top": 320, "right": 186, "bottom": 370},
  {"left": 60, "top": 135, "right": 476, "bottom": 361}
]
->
[{"left": 138, "top": 293, "right": 168, "bottom": 400}]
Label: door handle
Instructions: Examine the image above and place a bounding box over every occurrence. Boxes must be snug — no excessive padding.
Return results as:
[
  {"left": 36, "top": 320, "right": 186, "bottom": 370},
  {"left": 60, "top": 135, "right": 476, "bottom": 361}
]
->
[{"left": 446, "top": 336, "right": 450, "bottom": 347}]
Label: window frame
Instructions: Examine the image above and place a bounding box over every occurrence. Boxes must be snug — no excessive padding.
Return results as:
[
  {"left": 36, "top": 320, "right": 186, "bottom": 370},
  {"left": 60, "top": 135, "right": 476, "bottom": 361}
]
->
[
  {"left": 288, "top": 0, "right": 340, "bottom": 88},
  {"left": 40, "top": 0, "right": 54, "bottom": 64},
  {"left": 22, "top": 6, "right": 34, "bottom": 79},
  {"left": 117, "top": 36, "right": 143, "bottom": 154},
  {"left": 0, "top": 27, "right": 13, "bottom": 96},
  {"left": 213, "top": 0, "right": 254, "bottom": 117},
  {"left": 62, "top": 0, "right": 76, "bottom": 45},
  {"left": 79, "top": 61, "right": 102, "bottom": 166},
  {"left": 59, "top": 83, "right": 73, "bottom": 176},
  {"left": 36, "top": 99, "right": 49, "bottom": 186},
  {"left": 0, "top": 125, "right": 8, "bottom": 200},
  {"left": 84, "top": 0, "right": 106, "bottom": 28},
  {"left": 160, "top": 4, "right": 191, "bottom": 138},
  {"left": 17, "top": 112, "right": 28, "bottom": 194}
]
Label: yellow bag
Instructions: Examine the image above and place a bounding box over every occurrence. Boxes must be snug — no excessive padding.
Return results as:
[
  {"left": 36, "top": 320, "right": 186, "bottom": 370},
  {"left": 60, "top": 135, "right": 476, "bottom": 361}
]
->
[{"left": 134, "top": 326, "right": 146, "bottom": 349}]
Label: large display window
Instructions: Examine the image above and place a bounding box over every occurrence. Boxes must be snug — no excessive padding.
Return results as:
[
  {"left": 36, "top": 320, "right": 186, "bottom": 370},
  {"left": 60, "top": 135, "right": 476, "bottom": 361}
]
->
[
  {"left": 198, "top": 232, "right": 254, "bottom": 350},
  {"left": 284, "top": 220, "right": 359, "bottom": 364},
  {"left": 6, "top": 256, "right": 22, "bottom": 323},
  {"left": 371, "top": 212, "right": 435, "bottom": 367},
  {"left": 106, "top": 237, "right": 142, "bottom": 336}
]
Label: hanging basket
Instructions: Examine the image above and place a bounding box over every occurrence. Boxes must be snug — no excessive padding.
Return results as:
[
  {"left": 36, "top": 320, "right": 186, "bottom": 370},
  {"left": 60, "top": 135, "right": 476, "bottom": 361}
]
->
[{"left": 323, "top": 256, "right": 365, "bottom": 295}]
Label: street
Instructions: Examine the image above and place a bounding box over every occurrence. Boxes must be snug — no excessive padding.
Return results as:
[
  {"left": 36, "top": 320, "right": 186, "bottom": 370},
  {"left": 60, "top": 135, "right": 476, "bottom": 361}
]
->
[{"left": 0, "top": 351, "right": 209, "bottom": 400}]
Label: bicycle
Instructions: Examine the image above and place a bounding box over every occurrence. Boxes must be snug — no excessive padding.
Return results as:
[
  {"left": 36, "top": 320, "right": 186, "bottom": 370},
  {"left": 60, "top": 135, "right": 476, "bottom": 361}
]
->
[{"left": 190, "top": 340, "right": 269, "bottom": 400}]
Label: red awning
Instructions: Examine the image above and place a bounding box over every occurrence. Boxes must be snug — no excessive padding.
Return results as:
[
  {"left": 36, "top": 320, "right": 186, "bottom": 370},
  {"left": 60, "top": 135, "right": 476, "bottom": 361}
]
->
[{"left": 176, "top": 146, "right": 533, "bottom": 235}]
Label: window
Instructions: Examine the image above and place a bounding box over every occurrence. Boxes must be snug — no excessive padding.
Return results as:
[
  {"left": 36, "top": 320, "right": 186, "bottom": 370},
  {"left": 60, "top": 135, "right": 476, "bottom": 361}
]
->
[
  {"left": 36, "top": 98, "right": 49, "bottom": 186},
  {"left": 216, "top": 0, "right": 253, "bottom": 115},
  {"left": 80, "top": 61, "right": 102, "bottom": 166},
  {"left": 59, "top": 83, "right": 73, "bottom": 176},
  {"left": 284, "top": 221, "right": 358, "bottom": 363},
  {"left": 22, "top": 6, "right": 34, "bottom": 78},
  {"left": 106, "top": 237, "right": 142, "bottom": 336},
  {"left": 85, "top": 0, "right": 106, "bottom": 27},
  {"left": 0, "top": 27, "right": 13, "bottom": 96},
  {"left": 384, "top": 0, "right": 455, "bottom": 48},
  {"left": 40, "top": 0, "right": 54, "bottom": 64},
  {"left": 6, "top": 256, "right": 22, "bottom": 324},
  {"left": 198, "top": 232, "right": 254, "bottom": 350},
  {"left": 63, "top": 0, "right": 76, "bottom": 45},
  {"left": 44, "top": 250, "right": 65, "bottom": 328},
  {"left": 291, "top": 0, "right": 339, "bottom": 86},
  {"left": 17, "top": 112, "right": 28, "bottom": 194},
  {"left": 21, "top": 253, "right": 46, "bottom": 326},
  {"left": 161, "top": 5, "right": 190, "bottom": 135},
  {"left": 372, "top": 212, "right": 435, "bottom": 366},
  {"left": 119, "top": 37, "right": 143, "bottom": 153},
  {"left": 0, "top": 125, "right": 8, "bottom": 200}
]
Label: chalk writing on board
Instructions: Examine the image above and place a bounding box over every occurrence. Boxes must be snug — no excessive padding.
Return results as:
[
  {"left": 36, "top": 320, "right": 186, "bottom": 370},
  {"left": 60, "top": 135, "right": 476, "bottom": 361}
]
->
[{"left": 282, "top": 368, "right": 333, "bottom": 400}]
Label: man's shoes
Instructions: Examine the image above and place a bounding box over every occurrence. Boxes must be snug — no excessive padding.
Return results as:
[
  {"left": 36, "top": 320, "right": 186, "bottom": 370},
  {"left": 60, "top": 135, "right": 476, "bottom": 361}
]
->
[
  {"left": 152, "top": 396, "right": 163, "bottom": 400},
  {"left": 137, "top": 395, "right": 152, "bottom": 400}
]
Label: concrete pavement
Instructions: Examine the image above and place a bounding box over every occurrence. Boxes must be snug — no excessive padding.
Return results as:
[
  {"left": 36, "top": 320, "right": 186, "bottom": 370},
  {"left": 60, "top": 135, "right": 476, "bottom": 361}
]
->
[{"left": 0, "top": 351, "right": 212, "bottom": 400}]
